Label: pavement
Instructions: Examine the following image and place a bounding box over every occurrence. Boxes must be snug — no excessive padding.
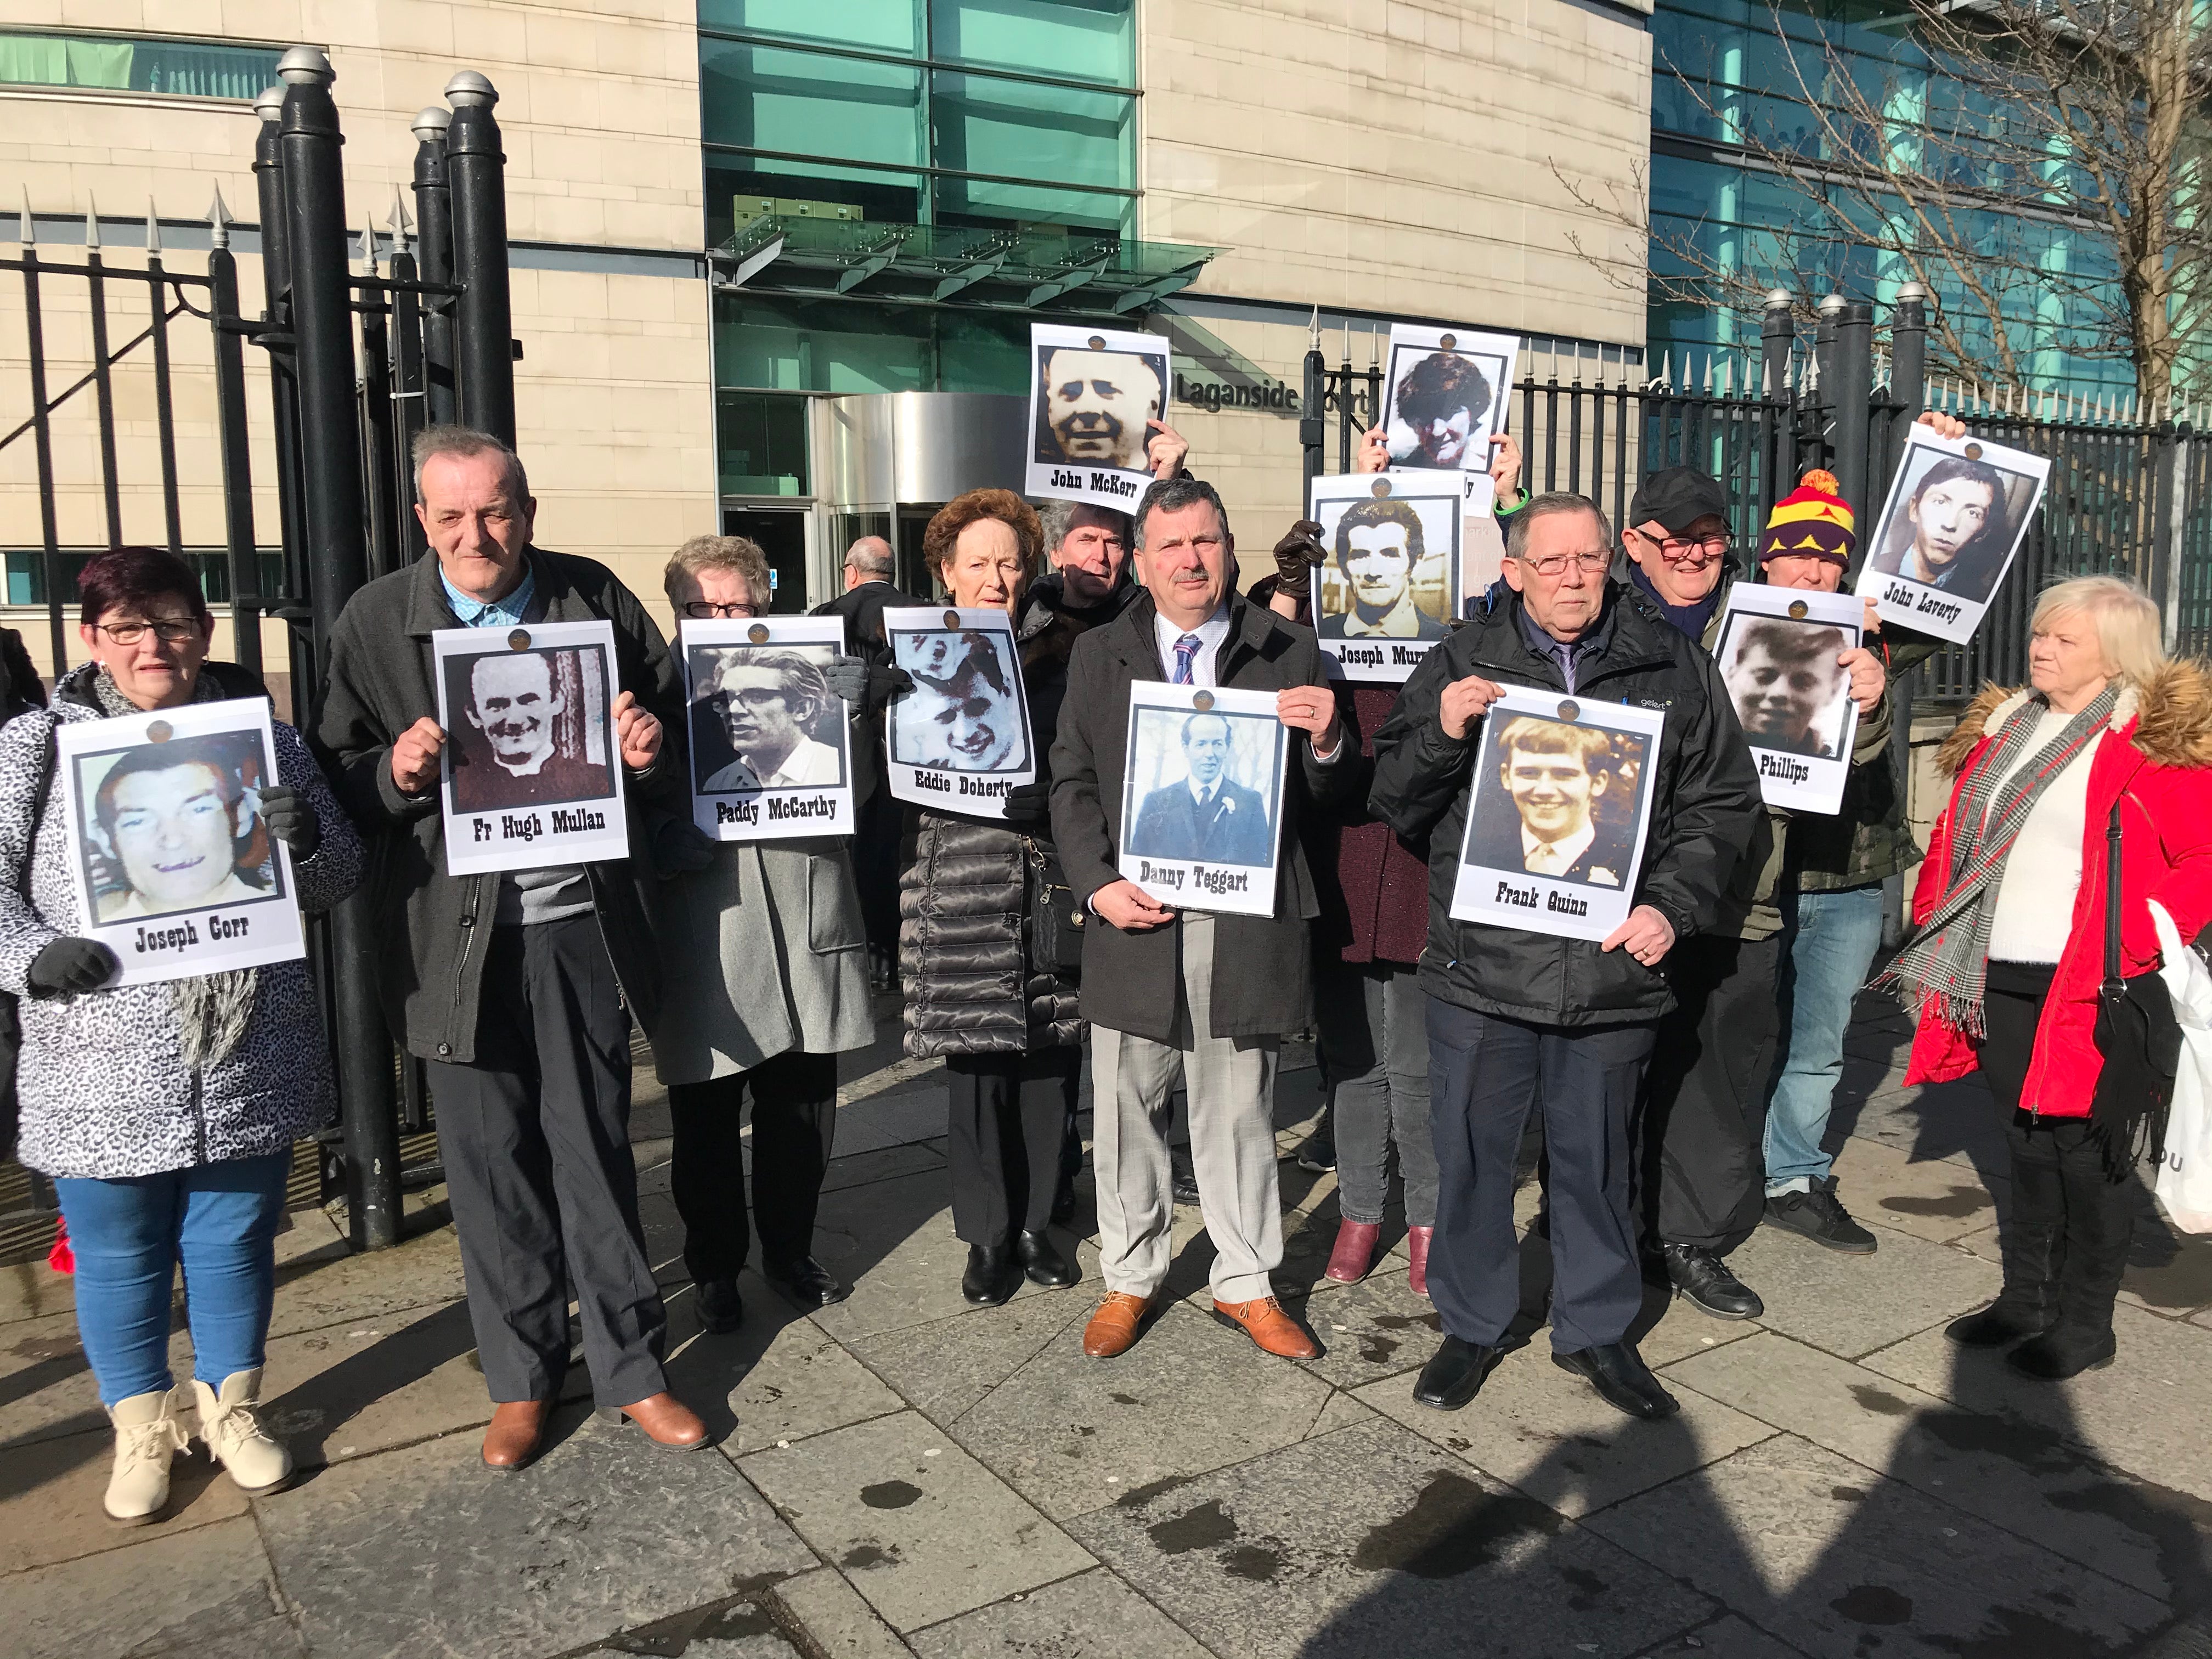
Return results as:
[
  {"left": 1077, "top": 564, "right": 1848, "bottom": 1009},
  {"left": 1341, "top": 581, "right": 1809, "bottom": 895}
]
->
[{"left": 8, "top": 987, "right": 2212, "bottom": 1658}]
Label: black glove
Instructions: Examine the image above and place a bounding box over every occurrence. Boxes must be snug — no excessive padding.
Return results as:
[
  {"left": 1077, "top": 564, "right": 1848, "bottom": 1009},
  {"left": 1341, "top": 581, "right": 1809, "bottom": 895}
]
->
[
  {"left": 27, "top": 938, "right": 117, "bottom": 997},
  {"left": 1272, "top": 520, "right": 1328, "bottom": 603},
  {"left": 257, "top": 786, "right": 320, "bottom": 859},
  {"left": 652, "top": 816, "right": 718, "bottom": 875},
  {"left": 823, "top": 657, "right": 916, "bottom": 709},
  {"left": 1001, "top": 779, "right": 1052, "bottom": 831}
]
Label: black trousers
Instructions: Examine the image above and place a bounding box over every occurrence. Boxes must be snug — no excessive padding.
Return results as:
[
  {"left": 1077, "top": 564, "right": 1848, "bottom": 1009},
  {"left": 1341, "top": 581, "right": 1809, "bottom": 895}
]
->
[
  {"left": 428, "top": 917, "right": 667, "bottom": 1409},
  {"left": 1427, "top": 999, "right": 1656, "bottom": 1353},
  {"left": 946, "top": 1047, "right": 1080, "bottom": 1245},
  {"left": 852, "top": 785, "right": 903, "bottom": 963},
  {"left": 667, "top": 1049, "right": 838, "bottom": 1285},
  {"left": 1640, "top": 934, "right": 1782, "bottom": 1254},
  {"left": 1983, "top": 961, "right": 2135, "bottom": 1334}
]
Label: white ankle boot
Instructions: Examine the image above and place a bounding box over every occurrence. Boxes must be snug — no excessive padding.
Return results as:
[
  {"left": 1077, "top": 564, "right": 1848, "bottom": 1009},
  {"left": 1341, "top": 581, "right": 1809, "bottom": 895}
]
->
[
  {"left": 105, "top": 1387, "right": 188, "bottom": 1525},
  {"left": 191, "top": 1368, "right": 293, "bottom": 1496}
]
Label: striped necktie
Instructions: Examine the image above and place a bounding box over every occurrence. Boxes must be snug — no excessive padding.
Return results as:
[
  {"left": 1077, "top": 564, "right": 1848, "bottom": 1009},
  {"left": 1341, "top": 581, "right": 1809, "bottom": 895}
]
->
[{"left": 1172, "top": 633, "right": 1201, "bottom": 685}]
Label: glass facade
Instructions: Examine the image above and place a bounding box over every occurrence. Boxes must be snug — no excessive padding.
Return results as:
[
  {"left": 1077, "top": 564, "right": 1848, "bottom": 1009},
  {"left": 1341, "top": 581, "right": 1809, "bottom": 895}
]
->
[{"left": 0, "top": 30, "right": 280, "bottom": 99}]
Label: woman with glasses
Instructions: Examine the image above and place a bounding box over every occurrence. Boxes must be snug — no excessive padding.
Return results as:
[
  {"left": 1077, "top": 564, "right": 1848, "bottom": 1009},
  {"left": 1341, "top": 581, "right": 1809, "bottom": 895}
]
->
[
  {"left": 0, "top": 546, "right": 359, "bottom": 1523},
  {"left": 648, "top": 536, "right": 875, "bottom": 1333}
]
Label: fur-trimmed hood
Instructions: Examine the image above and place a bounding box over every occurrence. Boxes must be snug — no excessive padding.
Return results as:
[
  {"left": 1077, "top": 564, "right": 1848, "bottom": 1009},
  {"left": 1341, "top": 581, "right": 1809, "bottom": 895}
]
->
[{"left": 1936, "top": 659, "right": 2212, "bottom": 777}]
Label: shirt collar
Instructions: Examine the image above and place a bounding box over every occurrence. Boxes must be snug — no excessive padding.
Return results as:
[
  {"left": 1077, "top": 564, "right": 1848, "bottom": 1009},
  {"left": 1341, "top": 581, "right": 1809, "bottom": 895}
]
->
[
  {"left": 1513, "top": 596, "right": 1614, "bottom": 673},
  {"left": 1155, "top": 602, "right": 1232, "bottom": 661},
  {"left": 1522, "top": 819, "right": 1595, "bottom": 872},
  {"left": 441, "top": 562, "right": 536, "bottom": 628}
]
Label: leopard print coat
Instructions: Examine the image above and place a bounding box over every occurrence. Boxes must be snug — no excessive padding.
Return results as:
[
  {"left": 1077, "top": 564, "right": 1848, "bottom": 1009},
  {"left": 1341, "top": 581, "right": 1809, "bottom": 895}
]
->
[{"left": 0, "top": 686, "right": 363, "bottom": 1179}]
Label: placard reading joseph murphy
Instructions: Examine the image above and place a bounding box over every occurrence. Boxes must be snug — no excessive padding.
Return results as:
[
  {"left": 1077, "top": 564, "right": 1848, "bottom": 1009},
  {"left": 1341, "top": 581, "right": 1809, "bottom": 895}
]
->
[
  {"left": 683, "top": 615, "right": 854, "bottom": 840},
  {"left": 1714, "top": 584, "right": 1863, "bottom": 814},
  {"left": 1026, "top": 321, "right": 1170, "bottom": 513},
  {"left": 1382, "top": 323, "right": 1519, "bottom": 475},
  {"left": 1854, "top": 426, "right": 2050, "bottom": 645},
  {"left": 1117, "top": 681, "right": 1288, "bottom": 918},
  {"left": 1448, "top": 688, "right": 1664, "bottom": 944},
  {"left": 57, "top": 697, "right": 307, "bottom": 986},
  {"left": 1308, "top": 471, "right": 1466, "bottom": 682},
  {"left": 433, "top": 618, "right": 631, "bottom": 876},
  {"left": 883, "top": 606, "right": 1036, "bottom": 822}
]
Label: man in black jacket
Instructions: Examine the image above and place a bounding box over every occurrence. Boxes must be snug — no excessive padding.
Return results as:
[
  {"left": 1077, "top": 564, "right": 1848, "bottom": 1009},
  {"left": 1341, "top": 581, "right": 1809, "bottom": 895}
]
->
[
  {"left": 1370, "top": 491, "right": 1760, "bottom": 1420},
  {"left": 318, "top": 425, "right": 705, "bottom": 1471}
]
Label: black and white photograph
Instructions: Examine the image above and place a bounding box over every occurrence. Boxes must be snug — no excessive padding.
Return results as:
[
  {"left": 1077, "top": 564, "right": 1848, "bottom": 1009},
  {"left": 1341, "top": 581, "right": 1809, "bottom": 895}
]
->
[
  {"left": 1854, "top": 426, "right": 2050, "bottom": 644},
  {"left": 1449, "top": 688, "right": 1664, "bottom": 943},
  {"left": 1025, "top": 320, "right": 1170, "bottom": 513},
  {"left": 56, "top": 698, "right": 306, "bottom": 985},
  {"left": 1308, "top": 471, "right": 1466, "bottom": 682},
  {"left": 1382, "top": 323, "right": 1519, "bottom": 473},
  {"left": 883, "top": 606, "right": 1035, "bottom": 820},
  {"left": 1714, "top": 585, "right": 1862, "bottom": 814},
  {"left": 433, "top": 618, "right": 630, "bottom": 875},
  {"left": 1117, "top": 681, "right": 1287, "bottom": 918},
  {"left": 682, "top": 615, "right": 854, "bottom": 840}
]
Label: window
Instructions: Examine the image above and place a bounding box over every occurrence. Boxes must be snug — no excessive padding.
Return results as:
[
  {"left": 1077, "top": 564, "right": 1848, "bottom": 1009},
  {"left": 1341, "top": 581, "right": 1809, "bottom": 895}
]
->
[
  {"left": 715, "top": 392, "right": 811, "bottom": 495},
  {"left": 5, "top": 550, "right": 283, "bottom": 607},
  {"left": 0, "top": 31, "right": 281, "bottom": 100},
  {"left": 929, "top": 0, "right": 1133, "bottom": 82}
]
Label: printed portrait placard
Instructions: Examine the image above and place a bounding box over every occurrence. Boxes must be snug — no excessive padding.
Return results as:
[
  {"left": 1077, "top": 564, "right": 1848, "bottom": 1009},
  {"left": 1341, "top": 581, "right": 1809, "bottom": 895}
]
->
[
  {"left": 1715, "top": 585, "right": 1863, "bottom": 815},
  {"left": 883, "top": 607, "right": 1036, "bottom": 820},
  {"left": 1854, "top": 427, "right": 2050, "bottom": 644},
  {"left": 1118, "top": 682, "right": 1288, "bottom": 918},
  {"left": 56, "top": 698, "right": 306, "bottom": 986},
  {"left": 434, "top": 618, "right": 630, "bottom": 876},
  {"left": 682, "top": 616, "right": 854, "bottom": 840},
  {"left": 1383, "top": 324, "right": 1519, "bottom": 475},
  {"left": 1026, "top": 321, "right": 1170, "bottom": 512},
  {"left": 1308, "top": 471, "right": 1467, "bottom": 683},
  {"left": 1448, "top": 688, "right": 1664, "bottom": 943}
]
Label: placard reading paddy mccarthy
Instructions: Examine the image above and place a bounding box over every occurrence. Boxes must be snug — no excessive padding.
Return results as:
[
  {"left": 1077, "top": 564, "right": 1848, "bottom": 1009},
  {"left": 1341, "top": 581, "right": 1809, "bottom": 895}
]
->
[
  {"left": 883, "top": 607, "right": 1035, "bottom": 821},
  {"left": 683, "top": 616, "right": 854, "bottom": 840},
  {"left": 1117, "top": 682, "right": 1287, "bottom": 918}
]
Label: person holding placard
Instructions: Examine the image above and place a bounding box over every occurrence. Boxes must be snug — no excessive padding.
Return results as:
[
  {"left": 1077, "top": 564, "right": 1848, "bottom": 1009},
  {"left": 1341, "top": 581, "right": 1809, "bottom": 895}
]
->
[
  {"left": 1369, "top": 493, "right": 1760, "bottom": 1419},
  {"left": 0, "top": 546, "right": 359, "bottom": 1523},
  {"left": 1051, "top": 477, "right": 1353, "bottom": 1362},
  {"left": 318, "top": 425, "right": 703, "bottom": 1470}
]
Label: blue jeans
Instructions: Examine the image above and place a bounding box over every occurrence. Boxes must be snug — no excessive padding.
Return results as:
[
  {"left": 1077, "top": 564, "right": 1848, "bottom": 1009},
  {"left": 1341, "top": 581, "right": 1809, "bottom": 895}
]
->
[
  {"left": 1765, "top": 884, "right": 1887, "bottom": 1193},
  {"left": 53, "top": 1152, "right": 291, "bottom": 1407}
]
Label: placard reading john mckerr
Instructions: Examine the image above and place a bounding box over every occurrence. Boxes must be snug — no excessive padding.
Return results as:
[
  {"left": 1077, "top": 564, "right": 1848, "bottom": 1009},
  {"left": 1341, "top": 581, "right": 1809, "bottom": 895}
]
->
[
  {"left": 882, "top": 606, "right": 1036, "bottom": 822},
  {"left": 57, "top": 697, "right": 308, "bottom": 987},
  {"left": 1116, "top": 681, "right": 1289, "bottom": 919},
  {"left": 1025, "top": 321, "right": 1172, "bottom": 513},
  {"left": 1713, "top": 584, "right": 1863, "bottom": 815},
  {"left": 433, "top": 617, "right": 631, "bottom": 876},
  {"left": 681, "top": 616, "right": 855, "bottom": 840}
]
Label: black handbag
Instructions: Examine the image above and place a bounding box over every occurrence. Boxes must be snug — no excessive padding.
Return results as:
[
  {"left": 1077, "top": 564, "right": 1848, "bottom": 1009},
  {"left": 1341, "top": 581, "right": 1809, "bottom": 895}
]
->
[
  {"left": 2090, "top": 800, "right": 2183, "bottom": 1177},
  {"left": 1025, "top": 839, "right": 1086, "bottom": 975}
]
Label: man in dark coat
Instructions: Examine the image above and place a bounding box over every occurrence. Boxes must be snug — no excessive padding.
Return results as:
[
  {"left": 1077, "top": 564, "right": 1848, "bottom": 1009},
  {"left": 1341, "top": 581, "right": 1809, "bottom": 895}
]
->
[
  {"left": 1369, "top": 490, "right": 1760, "bottom": 1422},
  {"left": 1127, "top": 710, "right": 1274, "bottom": 865},
  {"left": 1051, "top": 476, "right": 1351, "bottom": 1363},
  {"left": 317, "top": 425, "right": 704, "bottom": 1471}
]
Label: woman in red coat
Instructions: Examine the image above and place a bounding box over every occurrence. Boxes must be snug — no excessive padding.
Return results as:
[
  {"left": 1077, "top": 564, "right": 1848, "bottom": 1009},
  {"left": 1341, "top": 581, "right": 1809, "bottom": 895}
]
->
[{"left": 1886, "top": 575, "right": 2212, "bottom": 1380}]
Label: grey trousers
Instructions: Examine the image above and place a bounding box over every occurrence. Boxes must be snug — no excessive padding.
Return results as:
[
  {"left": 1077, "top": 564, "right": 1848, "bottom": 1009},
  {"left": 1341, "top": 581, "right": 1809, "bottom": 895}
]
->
[
  {"left": 1091, "top": 913, "right": 1283, "bottom": 1304},
  {"left": 1315, "top": 957, "right": 1438, "bottom": 1227},
  {"left": 428, "top": 917, "right": 669, "bottom": 1409}
]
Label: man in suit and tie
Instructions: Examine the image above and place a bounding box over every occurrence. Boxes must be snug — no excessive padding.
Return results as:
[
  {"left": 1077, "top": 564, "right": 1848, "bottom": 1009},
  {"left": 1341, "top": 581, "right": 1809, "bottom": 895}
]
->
[{"left": 1128, "top": 711, "right": 1274, "bottom": 866}]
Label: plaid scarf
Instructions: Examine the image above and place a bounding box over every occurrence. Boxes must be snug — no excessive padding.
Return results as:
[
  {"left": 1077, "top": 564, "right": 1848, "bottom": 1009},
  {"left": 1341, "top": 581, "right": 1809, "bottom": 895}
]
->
[{"left": 1877, "top": 684, "right": 2120, "bottom": 1037}]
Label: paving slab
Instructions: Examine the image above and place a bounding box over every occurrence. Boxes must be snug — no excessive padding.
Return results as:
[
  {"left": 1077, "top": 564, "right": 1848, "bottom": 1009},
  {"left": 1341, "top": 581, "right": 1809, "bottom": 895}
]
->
[
  {"left": 1307, "top": 1389, "right": 1379, "bottom": 1440},
  {"left": 1952, "top": 1198, "right": 2212, "bottom": 1322},
  {"left": 836, "top": 1088, "right": 955, "bottom": 1158},
  {"left": 0, "top": 1425, "right": 247, "bottom": 1575},
  {"left": 667, "top": 1297, "right": 904, "bottom": 1457},
  {"left": 261, "top": 1221, "right": 467, "bottom": 1341},
  {"left": 258, "top": 1406, "right": 815, "bottom": 1659},
  {"left": 1663, "top": 1329, "right": 2212, "bottom": 1607},
  {"left": 1638, "top": 1615, "right": 1809, "bottom": 1658},
  {"left": 1068, "top": 1416, "right": 1714, "bottom": 1659},
  {"left": 1295, "top": 1267, "right": 1445, "bottom": 1389},
  {"left": 0, "top": 1309, "right": 177, "bottom": 1448},
  {"left": 740, "top": 1408, "right": 1094, "bottom": 1633},
  {"left": 1826, "top": 1136, "right": 2001, "bottom": 1246},
  {"left": 1, "top": 1513, "right": 286, "bottom": 1659},
  {"left": 950, "top": 1300, "right": 1333, "bottom": 1522},
  {"left": 574, "top": 1595, "right": 804, "bottom": 1658},
  {"left": 1584, "top": 1433, "right": 2168, "bottom": 1658},
  {"left": 906, "top": 1566, "right": 1210, "bottom": 1658},
  {"left": 808, "top": 1171, "right": 1051, "bottom": 1345},
  {"left": 848, "top": 1287, "right": 1092, "bottom": 1425},
  {"left": 1724, "top": 1218, "right": 1998, "bottom": 1360},
  {"left": 768, "top": 1566, "right": 915, "bottom": 1659}
]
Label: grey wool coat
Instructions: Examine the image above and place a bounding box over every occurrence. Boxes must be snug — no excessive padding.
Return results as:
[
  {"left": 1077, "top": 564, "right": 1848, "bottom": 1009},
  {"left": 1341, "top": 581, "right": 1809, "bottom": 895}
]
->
[
  {"left": 0, "top": 670, "right": 363, "bottom": 1179},
  {"left": 648, "top": 836, "right": 876, "bottom": 1084}
]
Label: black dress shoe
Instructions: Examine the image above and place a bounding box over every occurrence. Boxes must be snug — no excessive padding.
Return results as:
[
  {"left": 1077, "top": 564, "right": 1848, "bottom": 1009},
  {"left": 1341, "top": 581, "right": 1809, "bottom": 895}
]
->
[
  {"left": 961, "top": 1243, "right": 1023, "bottom": 1307},
  {"left": 1554, "top": 1342, "right": 1679, "bottom": 1420},
  {"left": 1050, "top": 1178, "right": 1078, "bottom": 1228},
  {"left": 696, "top": 1278, "right": 743, "bottom": 1334},
  {"left": 1661, "top": 1243, "right": 1764, "bottom": 1320},
  {"left": 1015, "top": 1229, "right": 1081, "bottom": 1288},
  {"left": 1944, "top": 1300, "right": 2051, "bottom": 1348},
  {"left": 1171, "top": 1163, "right": 1201, "bottom": 1207},
  {"left": 764, "top": 1256, "right": 851, "bottom": 1308},
  {"left": 1412, "top": 1337, "right": 1504, "bottom": 1411},
  {"left": 2006, "top": 1324, "right": 2117, "bottom": 1380}
]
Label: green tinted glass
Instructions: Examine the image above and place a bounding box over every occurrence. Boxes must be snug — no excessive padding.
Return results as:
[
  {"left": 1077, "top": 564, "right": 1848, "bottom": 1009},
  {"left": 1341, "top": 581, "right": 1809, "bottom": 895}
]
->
[
  {"left": 929, "top": 0, "right": 1133, "bottom": 84},
  {"left": 715, "top": 392, "right": 811, "bottom": 495},
  {"left": 0, "top": 31, "right": 279, "bottom": 98},
  {"left": 697, "top": 0, "right": 920, "bottom": 53},
  {"left": 705, "top": 155, "right": 923, "bottom": 245},
  {"left": 934, "top": 177, "right": 1132, "bottom": 236},
  {"left": 931, "top": 70, "right": 1132, "bottom": 190},
  {"left": 700, "top": 39, "right": 923, "bottom": 168}
]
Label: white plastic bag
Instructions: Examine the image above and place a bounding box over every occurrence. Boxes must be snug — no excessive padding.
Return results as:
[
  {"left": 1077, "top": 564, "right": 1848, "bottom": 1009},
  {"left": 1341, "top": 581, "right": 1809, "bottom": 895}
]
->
[{"left": 2149, "top": 900, "right": 2212, "bottom": 1233}]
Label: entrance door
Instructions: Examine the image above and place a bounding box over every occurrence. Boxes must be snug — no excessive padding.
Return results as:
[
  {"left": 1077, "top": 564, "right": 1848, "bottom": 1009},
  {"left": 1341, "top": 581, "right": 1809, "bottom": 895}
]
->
[
  {"left": 723, "top": 507, "right": 809, "bottom": 612},
  {"left": 895, "top": 506, "right": 941, "bottom": 600}
]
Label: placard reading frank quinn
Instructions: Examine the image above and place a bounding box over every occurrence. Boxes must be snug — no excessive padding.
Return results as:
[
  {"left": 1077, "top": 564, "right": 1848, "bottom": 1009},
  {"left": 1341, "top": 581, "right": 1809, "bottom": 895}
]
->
[
  {"left": 682, "top": 616, "right": 853, "bottom": 840},
  {"left": 1026, "top": 321, "right": 1170, "bottom": 513},
  {"left": 1714, "top": 584, "right": 1862, "bottom": 815},
  {"left": 1853, "top": 426, "right": 2050, "bottom": 645},
  {"left": 57, "top": 697, "right": 306, "bottom": 986},
  {"left": 1308, "top": 471, "right": 1467, "bottom": 682},
  {"left": 434, "top": 618, "right": 630, "bottom": 876},
  {"left": 1118, "top": 682, "right": 1287, "bottom": 918},
  {"left": 883, "top": 607, "right": 1035, "bottom": 821},
  {"left": 1448, "top": 688, "right": 1663, "bottom": 944}
]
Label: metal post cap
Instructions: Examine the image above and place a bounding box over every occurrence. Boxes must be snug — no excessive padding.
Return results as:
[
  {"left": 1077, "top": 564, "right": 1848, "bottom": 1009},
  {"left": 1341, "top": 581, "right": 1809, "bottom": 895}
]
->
[
  {"left": 1895, "top": 280, "right": 1931, "bottom": 304},
  {"left": 1764, "top": 287, "right": 1793, "bottom": 309},
  {"left": 253, "top": 87, "right": 285, "bottom": 120},
  {"left": 276, "top": 46, "right": 334, "bottom": 86},
  {"left": 444, "top": 71, "right": 498, "bottom": 107},
  {"left": 411, "top": 106, "right": 452, "bottom": 140},
  {"left": 1816, "top": 292, "right": 1848, "bottom": 315}
]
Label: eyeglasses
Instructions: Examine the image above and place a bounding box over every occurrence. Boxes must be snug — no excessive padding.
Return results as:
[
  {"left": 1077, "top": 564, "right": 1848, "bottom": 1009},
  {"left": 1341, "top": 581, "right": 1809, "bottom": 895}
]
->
[
  {"left": 1635, "top": 530, "right": 1731, "bottom": 562},
  {"left": 1518, "top": 552, "right": 1612, "bottom": 578},
  {"left": 682, "top": 600, "right": 760, "bottom": 619},
  {"left": 94, "top": 619, "right": 200, "bottom": 645}
]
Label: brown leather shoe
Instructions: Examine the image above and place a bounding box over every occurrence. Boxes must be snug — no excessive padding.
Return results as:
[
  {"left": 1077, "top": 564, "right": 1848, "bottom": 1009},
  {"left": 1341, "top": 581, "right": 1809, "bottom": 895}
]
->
[
  {"left": 1082, "top": 1293, "right": 1153, "bottom": 1358},
  {"left": 481, "top": 1399, "right": 553, "bottom": 1472},
  {"left": 1212, "top": 1296, "right": 1322, "bottom": 1359},
  {"left": 605, "top": 1391, "right": 710, "bottom": 1452}
]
